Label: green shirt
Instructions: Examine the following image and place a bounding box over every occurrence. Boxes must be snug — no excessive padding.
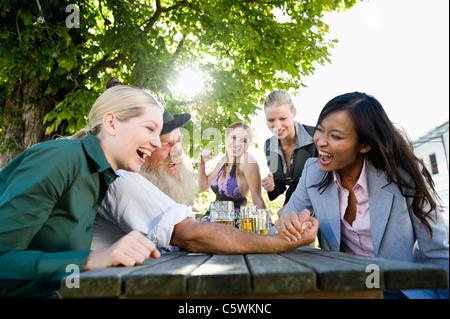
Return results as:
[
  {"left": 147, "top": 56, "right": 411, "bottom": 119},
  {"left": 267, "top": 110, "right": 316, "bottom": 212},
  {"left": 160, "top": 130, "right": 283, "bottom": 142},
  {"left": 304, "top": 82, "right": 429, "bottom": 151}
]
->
[{"left": 0, "top": 135, "right": 117, "bottom": 298}]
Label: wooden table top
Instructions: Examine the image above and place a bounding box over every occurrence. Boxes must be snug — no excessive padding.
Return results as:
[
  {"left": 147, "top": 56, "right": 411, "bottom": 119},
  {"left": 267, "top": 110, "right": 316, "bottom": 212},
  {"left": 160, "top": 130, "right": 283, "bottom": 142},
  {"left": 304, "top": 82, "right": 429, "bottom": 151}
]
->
[{"left": 59, "top": 247, "right": 448, "bottom": 299}]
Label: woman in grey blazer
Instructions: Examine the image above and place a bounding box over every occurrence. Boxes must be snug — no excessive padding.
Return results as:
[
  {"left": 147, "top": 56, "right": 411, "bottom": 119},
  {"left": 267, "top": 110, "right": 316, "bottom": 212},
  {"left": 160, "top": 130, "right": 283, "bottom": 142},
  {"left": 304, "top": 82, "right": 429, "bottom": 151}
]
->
[{"left": 277, "top": 92, "right": 448, "bottom": 299}]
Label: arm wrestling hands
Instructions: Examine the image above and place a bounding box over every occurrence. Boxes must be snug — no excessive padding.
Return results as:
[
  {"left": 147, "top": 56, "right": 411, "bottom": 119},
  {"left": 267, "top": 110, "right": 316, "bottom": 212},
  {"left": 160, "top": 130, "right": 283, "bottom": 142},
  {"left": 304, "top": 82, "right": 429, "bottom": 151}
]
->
[
  {"left": 275, "top": 209, "right": 316, "bottom": 243},
  {"left": 83, "top": 209, "right": 317, "bottom": 270},
  {"left": 171, "top": 209, "right": 318, "bottom": 254}
]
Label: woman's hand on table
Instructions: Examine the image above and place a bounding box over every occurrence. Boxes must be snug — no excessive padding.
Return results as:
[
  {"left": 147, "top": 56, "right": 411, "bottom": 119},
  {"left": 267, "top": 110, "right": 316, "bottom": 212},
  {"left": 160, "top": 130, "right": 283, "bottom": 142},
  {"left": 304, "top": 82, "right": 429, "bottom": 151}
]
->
[{"left": 83, "top": 230, "right": 161, "bottom": 271}]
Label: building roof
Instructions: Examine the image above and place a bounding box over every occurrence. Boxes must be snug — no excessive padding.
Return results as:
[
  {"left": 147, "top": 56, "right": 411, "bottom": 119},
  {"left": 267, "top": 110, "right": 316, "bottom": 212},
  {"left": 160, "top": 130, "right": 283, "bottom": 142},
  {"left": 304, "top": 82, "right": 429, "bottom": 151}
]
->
[{"left": 413, "top": 121, "right": 449, "bottom": 148}]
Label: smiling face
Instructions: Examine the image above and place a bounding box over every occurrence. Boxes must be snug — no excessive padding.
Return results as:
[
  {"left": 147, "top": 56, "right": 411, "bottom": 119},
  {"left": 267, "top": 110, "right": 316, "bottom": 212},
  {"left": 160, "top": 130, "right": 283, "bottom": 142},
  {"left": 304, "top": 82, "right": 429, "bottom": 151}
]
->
[
  {"left": 105, "top": 106, "right": 163, "bottom": 172},
  {"left": 225, "top": 126, "right": 251, "bottom": 160},
  {"left": 314, "top": 109, "right": 371, "bottom": 178},
  {"left": 144, "top": 129, "right": 183, "bottom": 175},
  {"left": 264, "top": 103, "right": 297, "bottom": 140}
]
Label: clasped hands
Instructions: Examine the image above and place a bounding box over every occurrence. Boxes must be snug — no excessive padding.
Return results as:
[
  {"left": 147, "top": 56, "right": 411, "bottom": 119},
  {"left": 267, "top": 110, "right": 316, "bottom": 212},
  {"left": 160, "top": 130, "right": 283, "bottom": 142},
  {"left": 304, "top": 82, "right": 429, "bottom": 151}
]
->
[
  {"left": 84, "top": 210, "right": 318, "bottom": 271},
  {"left": 275, "top": 209, "right": 318, "bottom": 243}
]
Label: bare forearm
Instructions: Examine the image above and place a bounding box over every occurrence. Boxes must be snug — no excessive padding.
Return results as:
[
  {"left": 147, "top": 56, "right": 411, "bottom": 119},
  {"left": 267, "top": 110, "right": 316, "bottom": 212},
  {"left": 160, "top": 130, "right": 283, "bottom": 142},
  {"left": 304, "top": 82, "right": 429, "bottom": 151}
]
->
[
  {"left": 252, "top": 193, "right": 267, "bottom": 209},
  {"left": 171, "top": 219, "right": 314, "bottom": 254},
  {"left": 197, "top": 162, "right": 209, "bottom": 191}
]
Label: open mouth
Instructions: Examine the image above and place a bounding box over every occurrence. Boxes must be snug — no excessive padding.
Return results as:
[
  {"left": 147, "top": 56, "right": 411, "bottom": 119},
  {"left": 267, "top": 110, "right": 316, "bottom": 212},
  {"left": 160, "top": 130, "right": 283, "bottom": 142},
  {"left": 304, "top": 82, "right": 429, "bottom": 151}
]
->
[
  {"left": 137, "top": 147, "right": 152, "bottom": 161},
  {"left": 318, "top": 150, "right": 333, "bottom": 165},
  {"left": 166, "top": 161, "right": 177, "bottom": 169},
  {"left": 270, "top": 128, "right": 285, "bottom": 136}
]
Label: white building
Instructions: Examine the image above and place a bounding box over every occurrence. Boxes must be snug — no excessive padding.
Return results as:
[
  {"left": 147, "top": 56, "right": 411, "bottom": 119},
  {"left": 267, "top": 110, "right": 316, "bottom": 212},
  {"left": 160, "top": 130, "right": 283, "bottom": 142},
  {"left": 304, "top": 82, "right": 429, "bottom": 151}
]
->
[{"left": 412, "top": 121, "right": 449, "bottom": 230}]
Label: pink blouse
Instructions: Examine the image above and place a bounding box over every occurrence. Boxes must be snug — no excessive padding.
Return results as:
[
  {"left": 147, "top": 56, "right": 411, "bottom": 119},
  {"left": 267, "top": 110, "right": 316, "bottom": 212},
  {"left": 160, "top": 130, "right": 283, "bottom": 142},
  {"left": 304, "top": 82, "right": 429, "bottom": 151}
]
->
[{"left": 333, "top": 159, "right": 374, "bottom": 256}]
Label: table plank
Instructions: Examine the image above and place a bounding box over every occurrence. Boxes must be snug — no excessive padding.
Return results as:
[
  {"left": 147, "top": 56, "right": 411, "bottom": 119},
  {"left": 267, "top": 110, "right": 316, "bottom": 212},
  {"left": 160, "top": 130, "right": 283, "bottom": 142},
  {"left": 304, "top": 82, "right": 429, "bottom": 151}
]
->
[
  {"left": 59, "top": 250, "right": 187, "bottom": 298},
  {"left": 59, "top": 247, "right": 447, "bottom": 299},
  {"left": 300, "top": 247, "right": 448, "bottom": 290},
  {"left": 245, "top": 254, "right": 316, "bottom": 294},
  {"left": 124, "top": 253, "right": 211, "bottom": 297},
  {"left": 188, "top": 254, "right": 250, "bottom": 296},
  {"left": 282, "top": 249, "right": 383, "bottom": 291}
]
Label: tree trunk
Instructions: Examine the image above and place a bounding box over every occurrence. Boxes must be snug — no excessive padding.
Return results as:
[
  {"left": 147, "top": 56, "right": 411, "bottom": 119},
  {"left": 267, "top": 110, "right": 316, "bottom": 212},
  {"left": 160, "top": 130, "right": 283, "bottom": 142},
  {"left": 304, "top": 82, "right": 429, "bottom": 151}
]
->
[{"left": 0, "top": 78, "right": 52, "bottom": 169}]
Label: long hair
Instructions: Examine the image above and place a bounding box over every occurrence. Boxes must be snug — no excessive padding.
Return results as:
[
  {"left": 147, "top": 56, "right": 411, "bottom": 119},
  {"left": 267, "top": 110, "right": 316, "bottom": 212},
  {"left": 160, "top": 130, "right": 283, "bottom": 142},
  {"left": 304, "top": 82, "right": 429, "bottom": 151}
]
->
[
  {"left": 316, "top": 92, "right": 439, "bottom": 237},
  {"left": 68, "top": 85, "right": 164, "bottom": 139},
  {"left": 220, "top": 122, "right": 253, "bottom": 181}
]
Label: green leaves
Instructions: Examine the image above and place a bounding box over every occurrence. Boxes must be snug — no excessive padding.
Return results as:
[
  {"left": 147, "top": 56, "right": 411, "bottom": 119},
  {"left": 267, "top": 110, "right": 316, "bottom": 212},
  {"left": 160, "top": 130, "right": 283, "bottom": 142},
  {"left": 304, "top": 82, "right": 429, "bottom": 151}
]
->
[
  {"left": 1, "top": 0, "right": 358, "bottom": 151},
  {"left": 43, "top": 89, "right": 97, "bottom": 135}
]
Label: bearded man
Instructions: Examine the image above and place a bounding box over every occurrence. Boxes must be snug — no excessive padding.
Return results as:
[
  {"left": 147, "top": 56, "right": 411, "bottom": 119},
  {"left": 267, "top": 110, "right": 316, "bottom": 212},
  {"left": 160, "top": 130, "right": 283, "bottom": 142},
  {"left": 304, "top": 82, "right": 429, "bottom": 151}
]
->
[
  {"left": 92, "top": 79, "right": 317, "bottom": 254},
  {"left": 139, "top": 128, "right": 197, "bottom": 205}
]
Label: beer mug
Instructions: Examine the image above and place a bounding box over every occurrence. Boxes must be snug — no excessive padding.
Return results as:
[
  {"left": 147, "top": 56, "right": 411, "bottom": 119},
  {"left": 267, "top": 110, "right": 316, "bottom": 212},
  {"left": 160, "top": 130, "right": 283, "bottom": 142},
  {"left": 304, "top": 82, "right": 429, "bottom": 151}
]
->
[
  {"left": 210, "top": 201, "right": 235, "bottom": 227},
  {"left": 257, "top": 209, "right": 272, "bottom": 235},
  {"left": 240, "top": 205, "right": 258, "bottom": 233}
]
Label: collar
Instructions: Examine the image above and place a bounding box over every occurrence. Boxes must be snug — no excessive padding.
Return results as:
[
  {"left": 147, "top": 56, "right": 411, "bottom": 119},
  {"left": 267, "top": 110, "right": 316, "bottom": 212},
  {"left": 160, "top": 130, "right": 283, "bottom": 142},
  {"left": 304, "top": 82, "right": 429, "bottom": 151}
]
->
[
  {"left": 333, "top": 157, "right": 369, "bottom": 192},
  {"left": 81, "top": 134, "right": 115, "bottom": 175}
]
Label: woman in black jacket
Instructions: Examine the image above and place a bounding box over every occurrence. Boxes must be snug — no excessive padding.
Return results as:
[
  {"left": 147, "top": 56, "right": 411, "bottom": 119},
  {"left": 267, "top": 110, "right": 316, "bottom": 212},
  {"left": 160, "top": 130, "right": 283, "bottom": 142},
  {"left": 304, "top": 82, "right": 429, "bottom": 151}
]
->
[{"left": 261, "top": 90, "right": 317, "bottom": 206}]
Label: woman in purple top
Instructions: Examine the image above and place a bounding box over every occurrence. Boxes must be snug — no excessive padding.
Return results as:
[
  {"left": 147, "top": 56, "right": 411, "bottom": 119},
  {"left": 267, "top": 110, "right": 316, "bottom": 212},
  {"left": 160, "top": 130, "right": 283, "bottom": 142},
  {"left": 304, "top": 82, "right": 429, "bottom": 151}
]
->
[
  {"left": 211, "top": 163, "right": 247, "bottom": 212},
  {"left": 198, "top": 122, "right": 267, "bottom": 227}
]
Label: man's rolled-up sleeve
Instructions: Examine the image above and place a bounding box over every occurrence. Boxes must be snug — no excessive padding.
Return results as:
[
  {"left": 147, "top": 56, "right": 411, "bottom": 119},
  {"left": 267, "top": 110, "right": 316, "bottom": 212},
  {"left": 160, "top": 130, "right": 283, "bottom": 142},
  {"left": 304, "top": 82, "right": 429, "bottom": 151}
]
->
[
  {"left": 146, "top": 203, "right": 194, "bottom": 251},
  {"left": 110, "top": 170, "right": 195, "bottom": 251}
]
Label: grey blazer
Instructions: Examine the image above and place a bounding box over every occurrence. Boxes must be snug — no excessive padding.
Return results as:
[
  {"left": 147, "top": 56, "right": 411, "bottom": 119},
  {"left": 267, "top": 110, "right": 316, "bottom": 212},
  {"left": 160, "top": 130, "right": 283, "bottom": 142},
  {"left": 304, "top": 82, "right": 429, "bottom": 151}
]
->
[{"left": 284, "top": 158, "right": 449, "bottom": 298}]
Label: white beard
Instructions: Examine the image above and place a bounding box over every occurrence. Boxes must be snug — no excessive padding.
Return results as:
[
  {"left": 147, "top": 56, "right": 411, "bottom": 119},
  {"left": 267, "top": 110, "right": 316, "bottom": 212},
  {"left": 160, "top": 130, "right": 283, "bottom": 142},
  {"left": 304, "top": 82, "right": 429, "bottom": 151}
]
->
[{"left": 139, "top": 155, "right": 198, "bottom": 205}]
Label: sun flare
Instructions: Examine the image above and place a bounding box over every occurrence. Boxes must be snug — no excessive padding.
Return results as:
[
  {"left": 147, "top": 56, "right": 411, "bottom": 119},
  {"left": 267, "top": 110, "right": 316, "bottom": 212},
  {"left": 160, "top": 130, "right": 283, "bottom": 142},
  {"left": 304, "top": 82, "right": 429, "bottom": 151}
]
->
[{"left": 173, "top": 69, "right": 204, "bottom": 98}]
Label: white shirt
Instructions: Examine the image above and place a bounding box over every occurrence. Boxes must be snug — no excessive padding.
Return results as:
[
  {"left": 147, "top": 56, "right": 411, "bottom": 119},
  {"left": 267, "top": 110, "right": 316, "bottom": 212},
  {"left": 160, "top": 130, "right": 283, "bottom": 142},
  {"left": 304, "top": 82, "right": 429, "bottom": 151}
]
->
[{"left": 91, "top": 170, "right": 194, "bottom": 251}]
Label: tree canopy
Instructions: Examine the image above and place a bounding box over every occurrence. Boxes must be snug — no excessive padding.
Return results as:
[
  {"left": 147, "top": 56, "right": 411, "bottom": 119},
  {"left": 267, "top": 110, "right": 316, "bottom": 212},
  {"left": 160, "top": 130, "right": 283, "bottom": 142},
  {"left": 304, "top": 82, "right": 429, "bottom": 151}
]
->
[{"left": 0, "top": 0, "right": 357, "bottom": 167}]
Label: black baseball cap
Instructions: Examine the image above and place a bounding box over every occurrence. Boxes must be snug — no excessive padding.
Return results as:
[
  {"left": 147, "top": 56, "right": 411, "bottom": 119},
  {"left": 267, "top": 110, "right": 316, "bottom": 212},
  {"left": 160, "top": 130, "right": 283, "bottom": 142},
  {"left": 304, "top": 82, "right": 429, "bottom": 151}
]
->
[{"left": 161, "top": 109, "right": 191, "bottom": 135}]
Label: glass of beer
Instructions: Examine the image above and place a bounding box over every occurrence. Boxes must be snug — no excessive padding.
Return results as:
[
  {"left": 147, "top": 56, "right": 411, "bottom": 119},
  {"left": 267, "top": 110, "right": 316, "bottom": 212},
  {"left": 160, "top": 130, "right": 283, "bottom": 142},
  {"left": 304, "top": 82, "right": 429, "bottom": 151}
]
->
[
  {"left": 210, "top": 201, "right": 235, "bottom": 227},
  {"left": 257, "top": 209, "right": 272, "bottom": 235},
  {"left": 240, "top": 205, "right": 258, "bottom": 233}
]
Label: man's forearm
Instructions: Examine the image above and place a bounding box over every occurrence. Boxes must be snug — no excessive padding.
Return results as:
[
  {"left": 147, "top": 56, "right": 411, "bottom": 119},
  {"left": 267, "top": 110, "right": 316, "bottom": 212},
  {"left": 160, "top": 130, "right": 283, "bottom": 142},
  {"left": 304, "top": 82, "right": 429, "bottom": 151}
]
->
[{"left": 171, "top": 218, "right": 315, "bottom": 254}]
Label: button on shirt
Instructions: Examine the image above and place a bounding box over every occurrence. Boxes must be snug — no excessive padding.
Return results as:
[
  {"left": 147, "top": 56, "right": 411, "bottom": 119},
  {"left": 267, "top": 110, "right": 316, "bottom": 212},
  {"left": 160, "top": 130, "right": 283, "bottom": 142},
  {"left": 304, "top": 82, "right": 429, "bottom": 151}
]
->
[{"left": 333, "top": 159, "right": 374, "bottom": 256}]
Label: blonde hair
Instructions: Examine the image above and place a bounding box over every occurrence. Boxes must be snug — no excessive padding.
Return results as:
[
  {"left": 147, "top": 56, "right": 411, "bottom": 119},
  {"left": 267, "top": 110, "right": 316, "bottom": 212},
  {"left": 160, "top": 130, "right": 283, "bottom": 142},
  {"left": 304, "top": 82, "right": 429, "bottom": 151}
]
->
[
  {"left": 68, "top": 85, "right": 164, "bottom": 139},
  {"left": 263, "top": 89, "right": 295, "bottom": 111}
]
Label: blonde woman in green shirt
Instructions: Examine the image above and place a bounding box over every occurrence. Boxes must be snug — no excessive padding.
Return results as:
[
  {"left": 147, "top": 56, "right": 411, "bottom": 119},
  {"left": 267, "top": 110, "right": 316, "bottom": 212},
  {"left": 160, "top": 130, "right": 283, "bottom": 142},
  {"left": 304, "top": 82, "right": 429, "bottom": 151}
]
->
[{"left": 0, "top": 85, "right": 163, "bottom": 298}]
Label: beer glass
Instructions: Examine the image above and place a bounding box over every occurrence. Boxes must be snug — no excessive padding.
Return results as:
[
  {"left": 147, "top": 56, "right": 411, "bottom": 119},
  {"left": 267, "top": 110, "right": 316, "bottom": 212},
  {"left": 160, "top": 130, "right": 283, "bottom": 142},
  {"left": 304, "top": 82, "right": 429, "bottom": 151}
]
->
[
  {"left": 240, "top": 205, "right": 258, "bottom": 233},
  {"left": 210, "top": 201, "right": 235, "bottom": 227},
  {"left": 257, "top": 209, "right": 272, "bottom": 235}
]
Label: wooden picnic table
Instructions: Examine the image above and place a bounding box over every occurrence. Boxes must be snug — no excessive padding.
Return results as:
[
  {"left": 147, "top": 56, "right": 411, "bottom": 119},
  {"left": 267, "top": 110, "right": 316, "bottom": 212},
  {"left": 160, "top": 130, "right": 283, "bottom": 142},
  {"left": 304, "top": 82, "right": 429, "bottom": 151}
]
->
[{"left": 59, "top": 246, "right": 448, "bottom": 299}]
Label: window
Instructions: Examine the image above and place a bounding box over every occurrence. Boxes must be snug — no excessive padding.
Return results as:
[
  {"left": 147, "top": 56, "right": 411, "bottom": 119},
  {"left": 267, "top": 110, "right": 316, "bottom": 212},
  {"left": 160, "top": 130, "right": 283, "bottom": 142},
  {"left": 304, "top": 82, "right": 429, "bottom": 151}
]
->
[{"left": 429, "top": 153, "right": 438, "bottom": 175}]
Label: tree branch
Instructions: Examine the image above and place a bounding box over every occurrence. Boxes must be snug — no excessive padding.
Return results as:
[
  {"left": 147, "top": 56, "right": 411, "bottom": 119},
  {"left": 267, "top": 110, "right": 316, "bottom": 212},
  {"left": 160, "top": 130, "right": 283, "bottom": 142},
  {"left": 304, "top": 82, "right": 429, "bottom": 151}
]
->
[
  {"left": 78, "top": 53, "right": 125, "bottom": 83},
  {"left": 79, "top": 0, "right": 190, "bottom": 83},
  {"left": 92, "top": 54, "right": 125, "bottom": 72},
  {"left": 16, "top": 14, "right": 22, "bottom": 42},
  {"left": 170, "top": 33, "right": 187, "bottom": 67},
  {"left": 98, "top": 0, "right": 111, "bottom": 29},
  {"left": 141, "top": 0, "right": 188, "bottom": 37},
  {"left": 178, "top": 99, "right": 194, "bottom": 106}
]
